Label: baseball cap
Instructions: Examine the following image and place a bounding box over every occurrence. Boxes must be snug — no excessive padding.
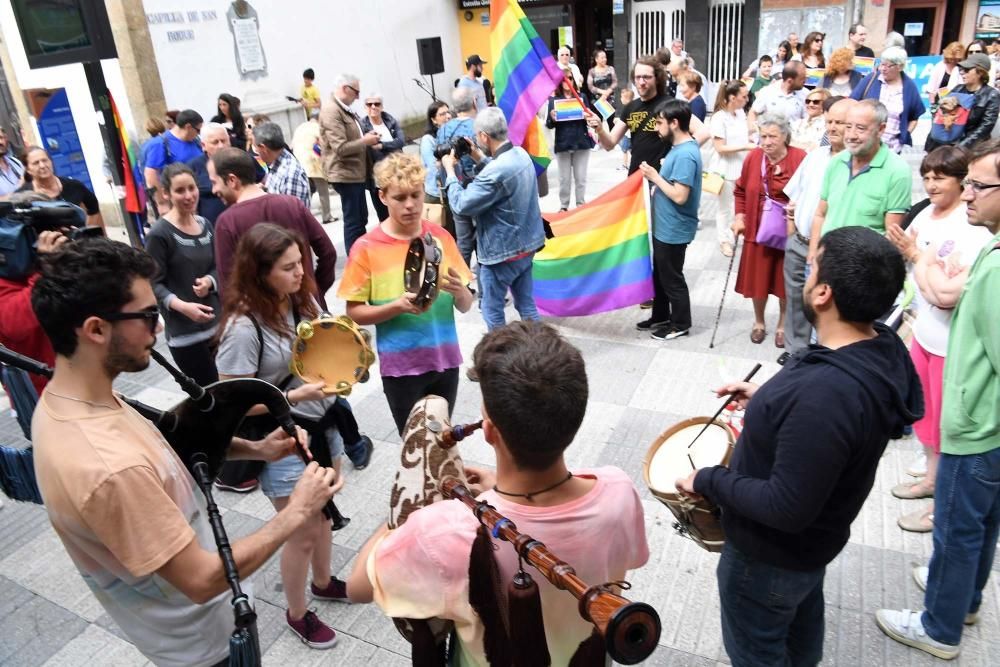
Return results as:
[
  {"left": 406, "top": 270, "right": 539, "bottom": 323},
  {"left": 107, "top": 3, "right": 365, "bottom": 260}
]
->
[
  {"left": 958, "top": 52, "right": 991, "bottom": 71},
  {"left": 466, "top": 54, "right": 487, "bottom": 67}
]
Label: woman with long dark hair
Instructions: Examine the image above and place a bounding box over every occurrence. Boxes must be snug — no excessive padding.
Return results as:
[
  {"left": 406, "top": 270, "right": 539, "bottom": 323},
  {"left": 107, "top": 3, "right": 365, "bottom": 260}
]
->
[
  {"left": 211, "top": 93, "right": 247, "bottom": 151},
  {"left": 546, "top": 69, "right": 593, "bottom": 211},
  {"left": 419, "top": 100, "right": 455, "bottom": 236},
  {"left": 214, "top": 223, "right": 347, "bottom": 649},
  {"left": 145, "top": 163, "right": 219, "bottom": 386}
]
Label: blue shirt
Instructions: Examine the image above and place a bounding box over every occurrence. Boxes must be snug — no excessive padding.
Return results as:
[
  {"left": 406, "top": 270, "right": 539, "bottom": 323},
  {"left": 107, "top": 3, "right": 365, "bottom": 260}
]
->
[
  {"left": 144, "top": 132, "right": 204, "bottom": 171},
  {"left": 457, "top": 76, "right": 488, "bottom": 113},
  {"left": 652, "top": 139, "right": 701, "bottom": 245}
]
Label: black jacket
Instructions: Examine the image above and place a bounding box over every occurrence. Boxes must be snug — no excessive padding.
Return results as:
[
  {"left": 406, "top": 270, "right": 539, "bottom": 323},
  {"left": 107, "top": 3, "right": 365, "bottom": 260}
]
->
[
  {"left": 360, "top": 111, "right": 406, "bottom": 163},
  {"left": 695, "top": 323, "right": 923, "bottom": 571},
  {"left": 925, "top": 84, "right": 1000, "bottom": 152}
]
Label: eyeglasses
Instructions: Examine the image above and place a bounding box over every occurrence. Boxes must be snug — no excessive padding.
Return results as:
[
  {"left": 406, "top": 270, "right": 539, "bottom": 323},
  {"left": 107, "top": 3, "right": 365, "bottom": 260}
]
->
[
  {"left": 100, "top": 309, "right": 160, "bottom": 334},
  {"left": 634, "top": 74, "right": 654, "bottom": 81},
  {"left": 961, "top": 179, "right": 1000, "bottom": 195},
  {"left": 365, "top": 102, "right": 382, "bottom": 107},
  {"left": 879, "top": 62, "right": 900, "bottom": 69},
  {"left": 805, "top": 99, "right": 823, "bottom": 105},
  {"left": 346, "top": 85, "right": 360, "bottom": 95}
]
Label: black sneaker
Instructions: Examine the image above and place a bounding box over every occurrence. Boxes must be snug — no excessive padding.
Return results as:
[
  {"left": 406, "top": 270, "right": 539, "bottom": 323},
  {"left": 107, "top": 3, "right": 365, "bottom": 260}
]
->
[
  {"left": 636, "top": 318, "right": 669, "bottom": 331},
  {"left": 650, "top": 326, "right": 690, "bottom": 341},
  {"left": 349, "top": 435, "right": 373, "bottom": 470}
]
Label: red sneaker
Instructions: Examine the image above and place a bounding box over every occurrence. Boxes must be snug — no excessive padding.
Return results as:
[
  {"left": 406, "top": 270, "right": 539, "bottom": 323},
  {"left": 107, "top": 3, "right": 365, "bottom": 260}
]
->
[
  {"left": 311, "top": 576, "right": 349, "bottom": 601},
  {"left": 286, "top": 609, "right": 337, "bottom": 649}
]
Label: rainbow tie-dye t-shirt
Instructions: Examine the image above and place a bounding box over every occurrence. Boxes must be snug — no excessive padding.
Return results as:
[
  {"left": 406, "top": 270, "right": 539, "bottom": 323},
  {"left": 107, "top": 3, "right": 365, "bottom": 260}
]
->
[{"left": 338, "top": 221, "right": 472, "bottom": 377}]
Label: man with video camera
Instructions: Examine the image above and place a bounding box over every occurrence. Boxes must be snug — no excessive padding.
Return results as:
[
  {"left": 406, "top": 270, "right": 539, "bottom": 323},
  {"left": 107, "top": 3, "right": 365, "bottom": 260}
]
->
[
  {"left": 442, "top": 108, "right": 545, "bottom": 337},
  {"left": 0, "top": 194, "right": 96, "bottom": 396},
  {"left": 436, "top": 89, "right": 479, "bottom": 268}
]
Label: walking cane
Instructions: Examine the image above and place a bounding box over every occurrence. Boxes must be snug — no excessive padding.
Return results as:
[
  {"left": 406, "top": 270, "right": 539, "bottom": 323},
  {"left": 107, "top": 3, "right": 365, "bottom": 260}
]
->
[{"left": 709, "top": 237, "right": 740, "bottom": 349}]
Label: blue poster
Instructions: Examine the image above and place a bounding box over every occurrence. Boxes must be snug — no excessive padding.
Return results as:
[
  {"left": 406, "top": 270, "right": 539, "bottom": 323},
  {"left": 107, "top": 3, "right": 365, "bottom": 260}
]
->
[
  {"left": 36, "top": 88, "right": 93, "bottom": 191},
  {"left": 903, "top": 55, "right": 942, "bottom": 119}
]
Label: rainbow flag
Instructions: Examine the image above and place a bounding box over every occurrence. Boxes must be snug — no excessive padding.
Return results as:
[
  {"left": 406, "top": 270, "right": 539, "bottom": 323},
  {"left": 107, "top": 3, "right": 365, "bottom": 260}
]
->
[
  {"left": 532, "top": 172, "right": 653, "bottom": 317},
  {"left": 805, "top": 68, "right": 826, "bottom": 87},
  {"left": 594, "top": 98, "right": 615, "bottom": 120},
  {"left": 490, "top": 0, "right": 564, "bottom": 173},
  {"left": 109, "top": 93, "right": 147, "bottom": 244},
  {"left": 554, "top": 98, "right": 585, "bottom": 122},
  {"left": 853, "top": 56, "right": 876, "bottom": 75}
]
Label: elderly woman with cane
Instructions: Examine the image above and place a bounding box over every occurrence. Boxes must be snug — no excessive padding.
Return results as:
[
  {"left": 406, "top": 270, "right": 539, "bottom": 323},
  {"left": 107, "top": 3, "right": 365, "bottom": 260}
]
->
[{"left": 731, "top": 114, "right": 806, "bottom": 347}]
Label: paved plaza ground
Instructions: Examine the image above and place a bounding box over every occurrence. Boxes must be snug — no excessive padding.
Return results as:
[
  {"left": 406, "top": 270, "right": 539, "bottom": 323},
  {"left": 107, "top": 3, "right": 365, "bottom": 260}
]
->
[{"left": 2, "top": 137, "right": 998, "bottom": 666}]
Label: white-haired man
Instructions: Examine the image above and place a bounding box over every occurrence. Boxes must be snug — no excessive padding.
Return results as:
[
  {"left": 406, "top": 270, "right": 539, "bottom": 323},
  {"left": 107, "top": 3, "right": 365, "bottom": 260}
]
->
[
  {"left": 319, "top": 73, "right": 380, "bottom": 253},
  {"left": 442, "top": 108, "right": 546, "bottom": 334}
]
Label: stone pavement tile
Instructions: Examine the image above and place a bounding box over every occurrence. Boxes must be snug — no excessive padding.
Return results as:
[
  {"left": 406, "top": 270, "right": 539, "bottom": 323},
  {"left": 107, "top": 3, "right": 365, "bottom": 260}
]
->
[
  {"left": 0, "top": 528, "right": 105, "bottom": 622},
  {"left": 41, "top": 624, "right": 150, "bottom": 666},
  {"left": 563, "top": 400, "right": 625, "bottom": 471},
  {"left": 639, "top": 644, "right": 720, "bottom": 665},
  {"left": 0, "top": 575, "right": 87, "bottom": 666},
  {"left": 0, "top": 501, "right": 49, "bottom": 562},
  {"left": 560, "top": 335, "right": 658, "bottom": 407}
]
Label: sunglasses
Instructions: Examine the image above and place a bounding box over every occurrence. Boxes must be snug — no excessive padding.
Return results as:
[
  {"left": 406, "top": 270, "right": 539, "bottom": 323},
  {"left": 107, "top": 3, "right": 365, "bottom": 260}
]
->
[
  {"left": 346, "top": 85, "right": 360, "bottom": 95},
  {"left": 806, "top": 99, "right": 823, "bottom": 105},
  {"left": 365, "top": 102, "right": 382, "bottom": 107},
  {"left": 101, "top": 309, "right": 160, "bottom": 333},
  {"left": 969, "top": 49, "right": 984, "bottom": 54}
]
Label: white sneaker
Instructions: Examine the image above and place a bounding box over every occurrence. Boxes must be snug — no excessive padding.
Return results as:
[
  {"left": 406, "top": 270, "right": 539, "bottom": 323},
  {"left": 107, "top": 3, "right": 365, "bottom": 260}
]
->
[
  {"left": 907, "top": 453, "right": 927, "bottom": 477},
  {"left": 911, "top": 566, "right": 978, "bottom": 624},
  {"left": 875, "top": 609, "right": 960, "bottom": 660}
]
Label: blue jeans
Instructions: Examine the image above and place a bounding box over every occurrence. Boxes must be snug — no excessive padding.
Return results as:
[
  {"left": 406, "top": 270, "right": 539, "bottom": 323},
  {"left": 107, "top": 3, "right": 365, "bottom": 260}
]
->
[
  {"left": 478, "top": 254, "right": 539, "bottom": 331},
  {"left": 922, "top": 447, "right": 1000, "bottom": 645},
  {"left": 718, "top": 543, "right": 826, "bottom": 667},
  {"left": 332, "top": 182, "right": 369, "bottom": 254},
  {"left": 454, "top": 213, "right": 476, "bottom": 268}
]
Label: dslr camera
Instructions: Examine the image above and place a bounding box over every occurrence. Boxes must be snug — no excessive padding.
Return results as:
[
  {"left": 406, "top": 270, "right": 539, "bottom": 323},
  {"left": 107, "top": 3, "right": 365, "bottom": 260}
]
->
[
  {"left": 433, "top": 136, "right": 473, "bottom": 161},
  {"left": 0, "top": 200, "right": 99, "bottom": 280}
]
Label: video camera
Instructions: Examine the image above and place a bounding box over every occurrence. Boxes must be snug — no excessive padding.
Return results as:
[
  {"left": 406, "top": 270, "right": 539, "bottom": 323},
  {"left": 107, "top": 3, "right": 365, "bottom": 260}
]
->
[
  {"left": 433, "top": 136, "right": 473, "bottom": 161},
  {"left": 0, "top": 200, "right": 99, "bottom": 281}
]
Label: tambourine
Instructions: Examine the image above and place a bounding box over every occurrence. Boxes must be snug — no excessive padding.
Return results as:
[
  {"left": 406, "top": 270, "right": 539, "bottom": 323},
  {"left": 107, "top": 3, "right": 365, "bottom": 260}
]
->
[
  {"left": 290, "top": 314, "right": 376, "bottom": 396},
  {"left": 404, "top": 232, "right": 442, "bottom": 308}
]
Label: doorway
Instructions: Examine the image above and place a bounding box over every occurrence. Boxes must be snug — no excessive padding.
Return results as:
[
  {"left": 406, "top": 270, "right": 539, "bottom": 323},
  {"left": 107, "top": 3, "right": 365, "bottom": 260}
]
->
[{"left": 890, "top": 0, "right": 946, "bottom": 56}]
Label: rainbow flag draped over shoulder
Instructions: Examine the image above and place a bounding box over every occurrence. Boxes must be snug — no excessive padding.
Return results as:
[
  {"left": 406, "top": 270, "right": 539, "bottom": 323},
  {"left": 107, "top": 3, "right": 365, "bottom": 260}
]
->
[
  {"left": 533, "top": 172, "right": 653, "bottom": 317},
  {"left": 490, "top": 0, "right": 564, "bottom": 173},
  {"left": 109, "top": 92, "right": 148, "bottom": 244}
]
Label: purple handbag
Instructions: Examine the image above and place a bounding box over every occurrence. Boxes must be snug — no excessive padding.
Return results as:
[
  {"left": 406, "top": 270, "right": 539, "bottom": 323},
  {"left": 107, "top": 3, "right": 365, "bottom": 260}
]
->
[{"left": 756, "top": 155, "right": 789, "bottom": 250}]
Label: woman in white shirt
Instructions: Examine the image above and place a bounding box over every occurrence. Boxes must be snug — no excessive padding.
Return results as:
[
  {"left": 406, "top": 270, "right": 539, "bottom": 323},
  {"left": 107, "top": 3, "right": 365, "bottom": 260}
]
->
[
  {"left": 886, "top": 146, "right": 995, "bottom": 534},
  {"left": 790, "top": 88, "right": 829, "bottom": 151},
  {"left": 709, "top": 80, "right": 756, "bottom": 257}
]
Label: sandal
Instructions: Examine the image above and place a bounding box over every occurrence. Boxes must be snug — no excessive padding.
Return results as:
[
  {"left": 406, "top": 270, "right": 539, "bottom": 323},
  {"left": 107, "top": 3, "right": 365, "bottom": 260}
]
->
[
  {"left": 774, "top": 330, "right": 785, "bottom": 348},
  {"left": 750, "top": 327, "right": 766, "bottom": 344}
]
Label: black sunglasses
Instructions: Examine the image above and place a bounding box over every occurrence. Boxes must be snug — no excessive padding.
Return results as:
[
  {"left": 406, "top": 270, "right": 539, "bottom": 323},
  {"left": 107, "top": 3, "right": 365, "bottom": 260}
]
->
[{"left": 101, "top": 309, "right": 160, "bottom": 333}]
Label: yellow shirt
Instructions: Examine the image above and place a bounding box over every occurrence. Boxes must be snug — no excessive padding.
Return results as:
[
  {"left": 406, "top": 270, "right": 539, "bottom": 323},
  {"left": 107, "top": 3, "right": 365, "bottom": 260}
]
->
[{"left": 301, "top": 83, "right": 321, "bottom": 109}]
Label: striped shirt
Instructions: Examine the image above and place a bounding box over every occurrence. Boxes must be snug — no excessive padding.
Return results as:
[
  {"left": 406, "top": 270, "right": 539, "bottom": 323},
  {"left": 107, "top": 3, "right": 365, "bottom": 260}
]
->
[{"left": 338, "top": 221, "right": 471, "bottom": 377}]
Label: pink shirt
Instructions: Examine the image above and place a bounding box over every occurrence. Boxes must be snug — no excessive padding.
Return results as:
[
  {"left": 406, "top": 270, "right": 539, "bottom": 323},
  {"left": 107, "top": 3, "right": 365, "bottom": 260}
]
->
[{"left": 367, "top": 467, "right": 649, "bottom": 666}]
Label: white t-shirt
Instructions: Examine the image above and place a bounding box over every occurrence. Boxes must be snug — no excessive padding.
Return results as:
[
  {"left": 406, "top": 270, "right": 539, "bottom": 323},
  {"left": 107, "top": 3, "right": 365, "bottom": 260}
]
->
[
  {"left": 908, "top": 204, "right": 995, "bottom": 356},
  {"left": 709, "top": 109, "right": 750, "bottom": 181},
  {"left": 370, "top": 119, "right": 394, "bottom": 144},
  {"left": 784, "top": 145, "right": 835, "bottom": 238},
  {"left": 751, "top": 85, "right": 806, "bottom": 123}
]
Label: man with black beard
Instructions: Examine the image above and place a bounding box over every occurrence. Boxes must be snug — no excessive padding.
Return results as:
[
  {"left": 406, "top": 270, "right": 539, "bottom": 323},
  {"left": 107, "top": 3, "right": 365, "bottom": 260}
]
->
[
  {"left": 457, "top": 54, "right": 489, "bottom": 113},
  {"left": 29, "top": 238, "right": 336, "bottom": 667},
  {"left": 677, "top": 227, "right": 923, "bottom": 666}
]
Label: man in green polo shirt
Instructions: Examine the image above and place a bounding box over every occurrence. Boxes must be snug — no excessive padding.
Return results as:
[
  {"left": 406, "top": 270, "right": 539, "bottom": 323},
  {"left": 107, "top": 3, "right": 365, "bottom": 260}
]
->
[
  {"left": 807, "top": 99, "right": 911, "bottom": 262},
  {"left": 875, "top": 138, "right": 1000, "bottom": 661}
]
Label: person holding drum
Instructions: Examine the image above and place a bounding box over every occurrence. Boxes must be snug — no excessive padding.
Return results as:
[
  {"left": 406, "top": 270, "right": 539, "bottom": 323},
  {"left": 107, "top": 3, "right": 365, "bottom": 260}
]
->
[
  {"left": 338, "top": 152, "right": 474, "bottom": 434},
  {"left": 345, "top": 321, "right": 650, "bottom": 665},
  {"left": 215, "top": 224, "right": 362, "bottom": 649},
  {"left": 677, "top": 227, "right": 923, "bottom": 666}
]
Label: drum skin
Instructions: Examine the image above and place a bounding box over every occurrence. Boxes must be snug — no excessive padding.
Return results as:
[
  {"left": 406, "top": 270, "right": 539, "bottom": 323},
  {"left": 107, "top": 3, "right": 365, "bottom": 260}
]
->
[
  {"left": 643, "top": 417, "right": 735, "bottom": 552},
  {"left": 290, "top": 315, "right": 375, "bottom": 396}
]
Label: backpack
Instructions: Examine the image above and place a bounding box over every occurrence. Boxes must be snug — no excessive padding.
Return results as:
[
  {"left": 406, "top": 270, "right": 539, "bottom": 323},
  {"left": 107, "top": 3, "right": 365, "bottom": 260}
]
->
[{"left": 0, "top": 217, "right": 35, "bottom": 281}]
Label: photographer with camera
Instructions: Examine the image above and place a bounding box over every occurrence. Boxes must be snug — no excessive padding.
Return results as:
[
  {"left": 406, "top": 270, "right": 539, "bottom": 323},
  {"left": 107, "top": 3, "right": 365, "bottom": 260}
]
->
[
  {"left": 443, "top": 108, "right": 545, "bottom": 336},
  {"left": 0, "top": 193, "right": 92, "bottom": 396},
  {"left": 436, "top": 89, "right": 479, "bottom": 269}
]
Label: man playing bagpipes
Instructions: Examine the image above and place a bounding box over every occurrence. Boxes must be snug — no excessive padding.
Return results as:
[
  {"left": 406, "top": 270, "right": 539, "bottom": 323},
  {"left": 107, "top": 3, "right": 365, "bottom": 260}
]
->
[
  {"left": 346, "top": 321, "right": 650, "bottom": 665},
  {"left": 29, "top": 237, "right": 339, "bottom": 667}
]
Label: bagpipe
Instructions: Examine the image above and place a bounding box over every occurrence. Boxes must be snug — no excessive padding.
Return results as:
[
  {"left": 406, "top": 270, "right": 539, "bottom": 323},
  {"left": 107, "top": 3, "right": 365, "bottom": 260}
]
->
[
  {"left": 0, "top": 343, "right": 350, "bottom": 666},
  {"left": 388, "top": 395, "right": 661, "bottom": 666}
]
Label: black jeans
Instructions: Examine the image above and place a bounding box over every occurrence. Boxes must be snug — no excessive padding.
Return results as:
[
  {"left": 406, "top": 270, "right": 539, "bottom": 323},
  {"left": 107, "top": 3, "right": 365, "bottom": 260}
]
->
[
  {"left": 382, "top": 368, "right": 460, "bottom": 436},
  {"left": 168, "top": 340, "right": 218, "bottom": 386},
  {"left": 650, "top": 239, "right": 692, "bottom": 330},
  {"left": 366, "top": 178, "right": 389, "bottom": 223},
  {"left": 332, "top": 182, "right": 369, "bottom": 254}
]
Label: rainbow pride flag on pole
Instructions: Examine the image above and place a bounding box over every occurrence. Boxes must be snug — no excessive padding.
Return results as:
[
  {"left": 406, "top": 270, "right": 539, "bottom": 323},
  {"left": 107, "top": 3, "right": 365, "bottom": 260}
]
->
[
  {"left": 490, "top": 0, "right": 564, "bottom": 173},
  {"left": 533, "top": 172, "right": 654, "bottom": 317}
]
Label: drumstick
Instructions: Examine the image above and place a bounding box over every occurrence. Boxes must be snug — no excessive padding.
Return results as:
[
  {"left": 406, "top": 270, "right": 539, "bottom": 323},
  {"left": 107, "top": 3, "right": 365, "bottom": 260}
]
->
[{"left": 685, "top": 363, "right": 762, "bottom": 467}]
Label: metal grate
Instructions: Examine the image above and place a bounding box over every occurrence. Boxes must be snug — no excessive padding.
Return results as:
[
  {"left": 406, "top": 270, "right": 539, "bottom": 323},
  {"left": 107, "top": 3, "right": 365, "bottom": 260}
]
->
[
  {"left": 631, "top": 0, "right": 686, "bottom": 61},
  {"left": 707, "top": 0, "right": 745, "bottom": 83}
]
